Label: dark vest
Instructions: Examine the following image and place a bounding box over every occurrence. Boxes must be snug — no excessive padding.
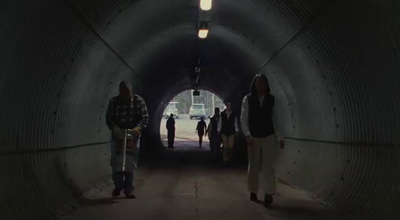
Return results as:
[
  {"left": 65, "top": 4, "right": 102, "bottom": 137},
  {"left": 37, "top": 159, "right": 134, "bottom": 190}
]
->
[
  {"left": 221, "top": 111, "right": 236, "bottom": 136},
  {"left": 247, "top": 93, "right": 275, "bottom": 138}
]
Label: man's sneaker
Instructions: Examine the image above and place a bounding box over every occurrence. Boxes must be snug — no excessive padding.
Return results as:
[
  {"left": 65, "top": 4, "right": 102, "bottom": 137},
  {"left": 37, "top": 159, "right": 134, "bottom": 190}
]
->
[
  {"left": 250, "top": 193, "right": 257, "bottom": 201},
  {"left": 112, "top": 189, "right": 121, "bottom": 197},
  {"left": 264, "top": 194, "right": 273, "bottom": 207},
  {"left": 125, "top": 193, "right": 136, "bottom": 199}
]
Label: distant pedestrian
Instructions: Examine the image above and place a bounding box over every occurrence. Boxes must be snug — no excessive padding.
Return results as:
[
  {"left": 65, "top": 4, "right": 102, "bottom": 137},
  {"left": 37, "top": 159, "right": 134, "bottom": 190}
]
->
[
  {"left": 217, "top": 101, "right": 239, "bottom": 165},
  {"left": 196, "top": 117, "right": 207, "bottom": 148},
  {"left": 166, "top": 114, "right": 175, "bottom": 148},
  {"left": 208, "top": 108, "right": 221, "bottom": 161}
]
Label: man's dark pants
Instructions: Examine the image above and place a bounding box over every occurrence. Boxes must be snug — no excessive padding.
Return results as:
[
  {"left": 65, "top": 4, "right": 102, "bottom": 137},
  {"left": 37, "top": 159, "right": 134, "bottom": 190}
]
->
[{"left": 168, "top": 130, "right": 175, "bottom": 148}]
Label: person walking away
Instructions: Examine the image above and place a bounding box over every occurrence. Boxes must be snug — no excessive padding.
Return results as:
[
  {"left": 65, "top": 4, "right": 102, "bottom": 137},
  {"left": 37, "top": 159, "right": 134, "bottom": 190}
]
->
[
  {"left": 217, "top": 101, "right": 239, "bottom": 165},
  {"left": 166, "top": 113, "right": 175, "bottom": 148},
  {"left": 106, "top": 80, "right": 149, "bottom": 199},
  {"left": 195, "top": 117, "right": 207, "bottom": 148},
  {"left": 240, "top": 73, "right": 285, "bottom": 207}
]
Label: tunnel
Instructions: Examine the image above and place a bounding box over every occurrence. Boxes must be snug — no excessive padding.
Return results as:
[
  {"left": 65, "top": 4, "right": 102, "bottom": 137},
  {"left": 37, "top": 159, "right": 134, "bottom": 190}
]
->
[{"left": 1, "top": 0, "right": 400, "bottom": 219}]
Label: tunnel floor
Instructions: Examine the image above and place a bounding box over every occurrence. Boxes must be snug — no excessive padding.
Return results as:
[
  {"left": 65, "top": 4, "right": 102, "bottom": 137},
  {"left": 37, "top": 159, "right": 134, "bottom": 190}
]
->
[{"left": 63, "top": 141, "right": 363, "bottom": 220}]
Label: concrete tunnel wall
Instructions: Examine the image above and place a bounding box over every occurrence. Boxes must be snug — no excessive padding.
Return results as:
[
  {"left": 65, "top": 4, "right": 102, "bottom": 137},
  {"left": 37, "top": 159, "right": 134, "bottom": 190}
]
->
[{"left": 0, "top": 0, "right": 399, "bottom": 219}]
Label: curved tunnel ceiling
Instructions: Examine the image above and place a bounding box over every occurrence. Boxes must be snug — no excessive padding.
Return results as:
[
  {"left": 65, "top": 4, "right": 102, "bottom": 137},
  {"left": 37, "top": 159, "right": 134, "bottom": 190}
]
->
[{"left": 1, "top": 0, "right": 400, "bottom": 219}]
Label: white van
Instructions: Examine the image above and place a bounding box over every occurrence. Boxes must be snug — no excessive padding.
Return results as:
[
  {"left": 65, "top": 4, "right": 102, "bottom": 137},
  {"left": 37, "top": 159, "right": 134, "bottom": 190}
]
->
[
  {"left": 189, "top": 104, "right": 207, "bottom": 120},
  {"left": 164, "top": 102, "right": 179, "bottom": 119}
]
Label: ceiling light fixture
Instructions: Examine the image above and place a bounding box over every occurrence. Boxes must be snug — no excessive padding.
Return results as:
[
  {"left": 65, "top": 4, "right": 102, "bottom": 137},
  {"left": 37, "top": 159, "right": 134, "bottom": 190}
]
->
[
  {"left": 198, "top": 21, "right": 209, "bottom": 39},
  {"left": 198, "top": 29, "right": 209, "bottom": 39},
  {"left": 200, "top": 0, "right": 212, "bottom": 11}
]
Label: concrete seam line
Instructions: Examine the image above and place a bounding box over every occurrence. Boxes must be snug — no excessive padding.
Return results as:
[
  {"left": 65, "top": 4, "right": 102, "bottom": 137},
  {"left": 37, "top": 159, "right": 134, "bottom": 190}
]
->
[
  {"left": 0, "top": 141, "right": 109, "bottom": 156},
  {"left": 63, "top": 0, "right": 140, "bottom": 74},
  {"left": 254, "top": 0, "right": 340, "bottom": 74},
  {"left": 284, "top": 137, "right": 399, "bottom": 148}
]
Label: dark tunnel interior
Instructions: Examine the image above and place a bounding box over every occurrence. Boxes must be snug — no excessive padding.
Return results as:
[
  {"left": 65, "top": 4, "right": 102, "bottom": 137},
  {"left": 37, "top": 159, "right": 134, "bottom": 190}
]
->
[{"left": 1, "top": 0, "right": 400, "bottom": 219}]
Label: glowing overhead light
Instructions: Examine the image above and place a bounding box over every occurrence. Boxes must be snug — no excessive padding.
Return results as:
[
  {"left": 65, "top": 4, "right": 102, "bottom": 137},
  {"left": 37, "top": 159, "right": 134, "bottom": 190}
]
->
[
  {"left": 198, "top": 20, "right": 209, "bottom": 39},
  {"left": 198, "top": 29, "right": 209, "bottom": 39},
  {"left": 200, "top": 0, "right": 212, "bottom": 11}
]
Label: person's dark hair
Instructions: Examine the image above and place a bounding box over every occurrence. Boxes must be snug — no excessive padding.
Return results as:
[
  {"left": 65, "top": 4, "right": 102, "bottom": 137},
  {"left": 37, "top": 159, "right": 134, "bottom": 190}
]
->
[
  {"left": 250, "top": 73, "right": 270, "bottom": 95},
  {"left": 214, "top": 107, "right": 220, "bottom": 113},
  {"left": 119, "top": 80, "right": 133, "bottom": 91}
]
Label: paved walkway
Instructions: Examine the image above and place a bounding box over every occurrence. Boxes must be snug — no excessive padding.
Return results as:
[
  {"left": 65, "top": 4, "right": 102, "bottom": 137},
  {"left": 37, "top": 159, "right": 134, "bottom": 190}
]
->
[{"left": 63, "top": 141, "right": 358, "bottom": 220}]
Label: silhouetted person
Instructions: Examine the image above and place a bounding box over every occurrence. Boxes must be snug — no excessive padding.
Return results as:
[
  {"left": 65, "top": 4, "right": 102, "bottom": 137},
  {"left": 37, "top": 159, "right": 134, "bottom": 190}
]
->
[
  {"left": 217, "top": 101, "right": 239, "bottom": 165},
  {"left": 208, "top": 108, "right": 221, "bottom": 161},
  {"left": 106, "top": 80, "right": 149, "bottom": 199},
  {"left": 196, "top": 117, "right": 207, "bottom": 148},
  {"left": 166, "top": 113, "right": 175, "bottom": 148},
  {"left": 241, "top": 73, "right": 285, "bottom": 207}
]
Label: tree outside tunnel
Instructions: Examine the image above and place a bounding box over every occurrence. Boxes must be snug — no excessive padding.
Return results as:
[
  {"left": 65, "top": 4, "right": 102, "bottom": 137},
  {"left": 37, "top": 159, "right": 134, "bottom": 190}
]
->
[{"left": 159, "top": 89, "right": 225, "bottom": 148}]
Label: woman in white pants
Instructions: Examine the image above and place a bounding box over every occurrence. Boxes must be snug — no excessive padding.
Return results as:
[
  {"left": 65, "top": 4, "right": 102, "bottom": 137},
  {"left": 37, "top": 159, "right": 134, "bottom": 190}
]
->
[{"left": 240, "top": 73, "right": 284, "bottom": 207}]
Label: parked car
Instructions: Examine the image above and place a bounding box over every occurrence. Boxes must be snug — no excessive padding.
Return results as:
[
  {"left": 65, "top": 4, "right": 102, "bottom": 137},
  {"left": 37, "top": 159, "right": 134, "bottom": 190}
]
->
[
  {"left": 164, "top": 102, "right": 179, "bottom": 119},
  {"left": 189, "top": 104, "right": 208, "bottom": 119}
]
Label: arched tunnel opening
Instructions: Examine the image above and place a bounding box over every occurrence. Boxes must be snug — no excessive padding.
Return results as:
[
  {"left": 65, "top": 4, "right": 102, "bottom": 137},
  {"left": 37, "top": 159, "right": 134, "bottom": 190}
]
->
[
  {"left": 1, "top": 0, "right": 400, "bottom": 219},
  {"left": 159, "top": 89, "right": 225, "bottom": 149}
]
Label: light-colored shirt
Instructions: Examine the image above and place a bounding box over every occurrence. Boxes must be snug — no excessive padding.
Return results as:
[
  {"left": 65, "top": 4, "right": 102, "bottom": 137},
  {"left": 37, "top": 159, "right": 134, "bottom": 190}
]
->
[
  {"left": 259, "top": 95, "right": 264, "bottom": 107},
  {"left": 217, "top": 110, "right": 239, "bottom": 133},
  {"left": 241, "top": 96, "right": 251, "bottom": 137}
]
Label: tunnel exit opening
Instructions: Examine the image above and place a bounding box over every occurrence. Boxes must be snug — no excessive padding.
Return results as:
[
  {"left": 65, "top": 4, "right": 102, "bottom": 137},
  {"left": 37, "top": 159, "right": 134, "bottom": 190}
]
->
[{"left": 159, "top": 89, "right": 225, "bottom": 150}]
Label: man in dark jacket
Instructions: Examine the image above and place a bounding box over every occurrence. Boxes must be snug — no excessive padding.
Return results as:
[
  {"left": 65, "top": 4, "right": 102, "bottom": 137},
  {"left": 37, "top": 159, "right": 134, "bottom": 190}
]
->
[
  {"left": 240, "top": 73, "right": 284, "bottom": 207},
  {"left": 106, "top": 80, "right": 149, "bottom": 199},
  {"left": 207, "top": 108, "right": 221, "bottom": 161},
  {"left": 196, "top": 117, "right": 207, "bottom": 148},
  {"left": 166, "top": 114, "right": 175, "bottom": 148}
]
